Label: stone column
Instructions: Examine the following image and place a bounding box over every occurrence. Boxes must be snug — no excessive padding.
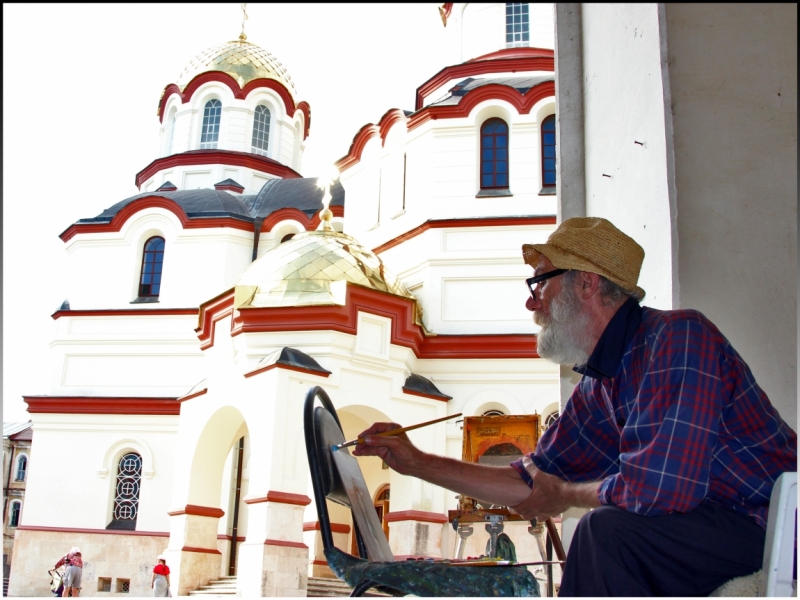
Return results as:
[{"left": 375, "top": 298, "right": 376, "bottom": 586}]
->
[
  {"left": 237, "top": 491, "right": 311, "bottom": 597},
  {"left": 163, "top": 504, "right": 224, "bottom": 596},
  {"left": 385, "top": 510, "right": 448, "bottom": 559}
]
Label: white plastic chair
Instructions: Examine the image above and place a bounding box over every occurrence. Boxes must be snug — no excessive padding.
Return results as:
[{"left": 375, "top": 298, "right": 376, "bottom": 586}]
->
[{"left": 760, "top": 472, "right": 797, "bottom": 597}]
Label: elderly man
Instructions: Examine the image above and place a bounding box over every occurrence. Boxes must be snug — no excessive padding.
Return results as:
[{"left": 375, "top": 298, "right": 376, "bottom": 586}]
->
[{"left": 353, "top": 217, "right": 797, "bottom": 596}]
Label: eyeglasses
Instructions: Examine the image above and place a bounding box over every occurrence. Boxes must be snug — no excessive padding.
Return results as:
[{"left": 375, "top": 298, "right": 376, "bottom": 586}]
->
[{"left": 526, "top": 269, "right": 569, "bottom": 298}]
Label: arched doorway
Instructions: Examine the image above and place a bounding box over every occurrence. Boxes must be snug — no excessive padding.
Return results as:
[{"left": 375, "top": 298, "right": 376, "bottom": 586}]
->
[
  {"left": 374, "top": 485, "right": 390, "bottom": 540},
  {"left": 350, "top": 484, "right": 390, "bottom": 555}
]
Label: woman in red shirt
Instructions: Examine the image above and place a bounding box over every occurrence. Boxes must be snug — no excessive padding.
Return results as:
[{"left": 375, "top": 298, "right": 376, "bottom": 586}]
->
[{"left": 150, "top": 555, "right": 170, "bottom": 597}]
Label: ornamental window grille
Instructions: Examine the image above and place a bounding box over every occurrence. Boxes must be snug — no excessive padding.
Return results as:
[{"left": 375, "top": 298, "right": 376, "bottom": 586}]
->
[
  {"left": 9, "top": 501, "right": 21, "bottom": 527},
  {"left": 544, "top": 411, "right": 560, "bottom": 429},
  {"left": 138, "top": 237, "right": 165, "bottom": 297},
  {"left": 251, "top": 104, "right": 271, "bottom": 157},
  {"left": 15, "top": 455, "right": 27, "bottom": 481},
  {"left": 480, "top": 118, "right": 509, "bottom": 189},
  {"left": 541, "top": 115, "right": 556, "bottom": 186},
  {"left": 506, "top": 3, "right": 530, "bottom": 48},
  {"left": 200, "top": 99, "right": 222, "bottom": 149},
  {"left": 113, "top": 452, "right": 142, "bottom": 523}
]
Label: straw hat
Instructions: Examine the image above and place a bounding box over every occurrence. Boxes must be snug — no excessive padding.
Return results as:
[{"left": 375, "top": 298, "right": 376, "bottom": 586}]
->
[{"left": 522, "top": 217, "right": 646, "bottom": 299}]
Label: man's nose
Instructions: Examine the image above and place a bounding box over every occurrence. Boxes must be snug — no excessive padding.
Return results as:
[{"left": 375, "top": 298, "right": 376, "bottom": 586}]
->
[{"left": 525, "top": 295, "right": 536, "bottom": 312}]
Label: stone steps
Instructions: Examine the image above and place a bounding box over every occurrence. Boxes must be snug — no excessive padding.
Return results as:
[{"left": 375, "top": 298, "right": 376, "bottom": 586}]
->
[{"left": 187, "top": 575, "right": 237, "bottom": 596}]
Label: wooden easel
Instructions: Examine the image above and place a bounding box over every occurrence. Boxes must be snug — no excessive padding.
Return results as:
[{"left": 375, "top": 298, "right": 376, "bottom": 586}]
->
[{"left": 448, "top": 414, "right": 566, "bottom": 596}]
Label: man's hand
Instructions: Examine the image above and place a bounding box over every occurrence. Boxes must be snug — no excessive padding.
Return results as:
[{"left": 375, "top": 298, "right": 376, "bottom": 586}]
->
[
  {"left": 509, "top": 456, "right": 602, "bottom": 520},
  {"left": 350, "top": 422, "right": 420, "bottom": 475}
]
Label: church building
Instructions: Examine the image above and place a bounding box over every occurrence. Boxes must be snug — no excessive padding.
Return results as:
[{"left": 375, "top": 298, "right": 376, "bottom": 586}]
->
[{"left": 10, "top": 4, "right": 561, "bottom": 596}]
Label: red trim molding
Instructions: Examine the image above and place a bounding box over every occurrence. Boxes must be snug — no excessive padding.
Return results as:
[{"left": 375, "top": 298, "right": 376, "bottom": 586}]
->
[
  {"left": 244, "top": 491, "right": 312, "bottom": 506},
  {"left": 181, "top": 546, "right": 222, "bottom": 555},
  {"left": 167, "top": 505, "right": 225, "bottom": 518},
  {"left": 303, "top": 522, "right": 351, "bottom": 534},
  {"left": 337, "top": 81, "right": 554, "bottom": 172},
  {"left": 177, "top": 389, "right": 208, "bottom": 403},
  {"left": 384, "top": 510, "right": 448, "bottom": 524},
  {"left": 468, "top": 47, "right": 555, "bottom": 63},
  {"left": 408, "top": 80, "right": 555, "bottom": 133},
  {"left": 158, "top": 72, "right": 311, "bottom": 140},
  {"left": 264, "top": 539, "right": 308, "bottom": 549},
  {"left": 312, "top": 559, "right": 331, "bottom": 567},
  {"left": 244, "top": 362, "right": 330, "bottom": 379},
  {"left": 24, "top": 396, "right": 180, "bottom": 416},
  {"left": 373, "top": 215, "right": 557, "bottom": 255},
  {"left": 197, "top": 285, "right": 539, "bottom": 359},
  {"left": 378, "top": 109, "right": 408, "bottom": 145},
  {"left": 214, "top": 183, "right": 245, "bottom": 193},
  {"left": 217, "top": 534, "right": 246, "bottom": 542},
  {"left": 16, "top": 525, "right": 169, "bottom": 537},
  {"left": 335, "top": 124, "right": 380, "bottom": 172},
  {"left": 402, "top": 388, "right": 450, "bottom": 402},
  {"left": 196, "top": 289, "right": 235, "bottom": 351},
  {"left": 51, "top": 308, "right": 198, "bottom": 320},
  {"left": 416, "top": 48, "right": 554, "bottom": 110},
  {"left": 440, "top": 3, "right": 453, "bottom": 25},
  {"left": 135, "top": 149, "right": 301, "bottom": 189}
]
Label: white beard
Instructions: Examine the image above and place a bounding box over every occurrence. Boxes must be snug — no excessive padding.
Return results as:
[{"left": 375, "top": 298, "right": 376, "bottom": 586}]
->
[{"left": 535, "top": 282, "right": 592, "bottom": 367}]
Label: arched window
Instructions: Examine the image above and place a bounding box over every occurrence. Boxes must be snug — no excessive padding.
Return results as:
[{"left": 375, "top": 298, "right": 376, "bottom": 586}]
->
[
  {"left": 108, "top": 452, "right": 142, "bottom": 530},
  {"left": 544, "top": 411, "right": 560, "bottom": 429},
  {"left": 251, "top": 104, "right": 271, "bottom": 157},
  {"left": 138, "top": 237, "right": 165, "bottom": 298},
  {"left": 541, "top": 115, "right": 556, "bottom": 187},
  {"left": 167, "top": 112, "right": 177, "bottom": 156},
  {"left": 9, "top": 501, "right": 21, "bottom": 527},
  {"left": 480, "top": 119, "right": 509, "bottom": 189},
  {"left": 15, "top": 455, "right": 27, "bottom": 481},
  {"left": 200, "top": 99, "right": 222, "bottom": 149},
  {"left": 506, "top": 3, "right": 530, "bottom": 48}
]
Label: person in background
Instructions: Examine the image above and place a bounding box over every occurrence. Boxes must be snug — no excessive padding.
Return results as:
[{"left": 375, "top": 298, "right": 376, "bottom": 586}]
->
[
  {"left": 354, "top": 217, "right": 797, "bottom": 596},
  {"left": 54, "top": 547, "right": 83, "bottom": 597},
  {"left": 151, "top": 554, "right": 171, "bottom": 597}
]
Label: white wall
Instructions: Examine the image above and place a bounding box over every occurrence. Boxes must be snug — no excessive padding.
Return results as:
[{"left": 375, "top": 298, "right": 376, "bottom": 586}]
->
[
  {"left": 63, "top": 208, "right": 254, "bottom": 310},
  {"left": 580, "top": 3, "right": 674, "bottom": 309},
  {"left": 22, "top": 413, "right": 178, "bottom": 531},
  {"left": 664, "top": 3, "right": 797, "bottom": 428}
]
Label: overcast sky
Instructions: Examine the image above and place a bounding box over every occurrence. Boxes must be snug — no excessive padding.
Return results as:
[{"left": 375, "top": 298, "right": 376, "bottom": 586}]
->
[{"left": 2, "top": 3, "right": 447, "bottom": 422}]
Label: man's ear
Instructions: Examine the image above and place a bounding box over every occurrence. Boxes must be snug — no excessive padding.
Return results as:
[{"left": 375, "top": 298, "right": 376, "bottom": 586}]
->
[{"left": 578, "top": 271, "right": 602, "bottom": 299}]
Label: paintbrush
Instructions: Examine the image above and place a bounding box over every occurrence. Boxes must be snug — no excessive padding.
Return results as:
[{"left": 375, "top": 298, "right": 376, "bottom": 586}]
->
[{"left": 333, "top": 413, "right": 462, "bottom": 450}]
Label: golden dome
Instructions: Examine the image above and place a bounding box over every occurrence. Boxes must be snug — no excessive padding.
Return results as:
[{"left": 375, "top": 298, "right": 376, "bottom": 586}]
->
[
  {"left": 176, "top": 39, "right": 297, "bottom": 96},
  {"left": 234, "top": 229, "right": 421, "bottom": 322}
]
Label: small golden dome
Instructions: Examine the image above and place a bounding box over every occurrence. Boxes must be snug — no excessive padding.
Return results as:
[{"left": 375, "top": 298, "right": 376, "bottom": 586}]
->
[
  {"left": 234, "top": 229, "right": 421, "bottom": 323},
  {"left": 176, "top": 39, "right": 297, "bottom": 96}
]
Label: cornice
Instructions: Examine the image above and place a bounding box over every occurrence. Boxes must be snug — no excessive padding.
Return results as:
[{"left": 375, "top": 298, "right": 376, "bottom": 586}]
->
[
  {"left": 408, "top": 80, "right": 555, "bottom": 132},
  {"left": 196, "top": 284, "right": 539, "bottom": 359},
  {"left": 24, "top": 396, "right": 180, "bottom": 416},
  {"left": 416, "top": 48, "right": 554, "bottom": 110},
  {"left": 135, "top": 149, "right": 301, "bottom": 189},
  {"left": 373, "top": 215, "right": 556, "bottom": 254},
  {"left": 51, "top": 308, "right": 198, "bottom": 320}
]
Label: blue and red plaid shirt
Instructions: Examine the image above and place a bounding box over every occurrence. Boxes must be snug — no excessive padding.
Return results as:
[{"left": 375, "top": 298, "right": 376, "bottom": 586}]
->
[{"left": 512, "top": 298, "right": 797, "bottom": 529}]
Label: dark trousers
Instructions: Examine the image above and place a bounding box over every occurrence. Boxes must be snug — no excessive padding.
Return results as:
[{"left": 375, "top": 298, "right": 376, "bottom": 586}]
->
[{"left": 559, "top": 503, "right": 765, "bottom": 597}]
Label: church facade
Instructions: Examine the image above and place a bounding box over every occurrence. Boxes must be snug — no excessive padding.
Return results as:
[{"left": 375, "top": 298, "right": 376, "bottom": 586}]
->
[{"left": 10, "top": 4, "right": 561, "bottom": 596}]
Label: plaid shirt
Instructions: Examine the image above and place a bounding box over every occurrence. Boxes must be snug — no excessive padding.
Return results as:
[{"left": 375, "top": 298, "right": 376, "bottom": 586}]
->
[{"left": 512, "top": 299, "right": 797, "bottom": 529}]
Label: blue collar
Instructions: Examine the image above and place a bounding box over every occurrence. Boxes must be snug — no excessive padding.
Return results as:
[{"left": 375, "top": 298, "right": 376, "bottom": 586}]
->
[{"left": 573, "top": 297, "right": 643, "bottom": 380}]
